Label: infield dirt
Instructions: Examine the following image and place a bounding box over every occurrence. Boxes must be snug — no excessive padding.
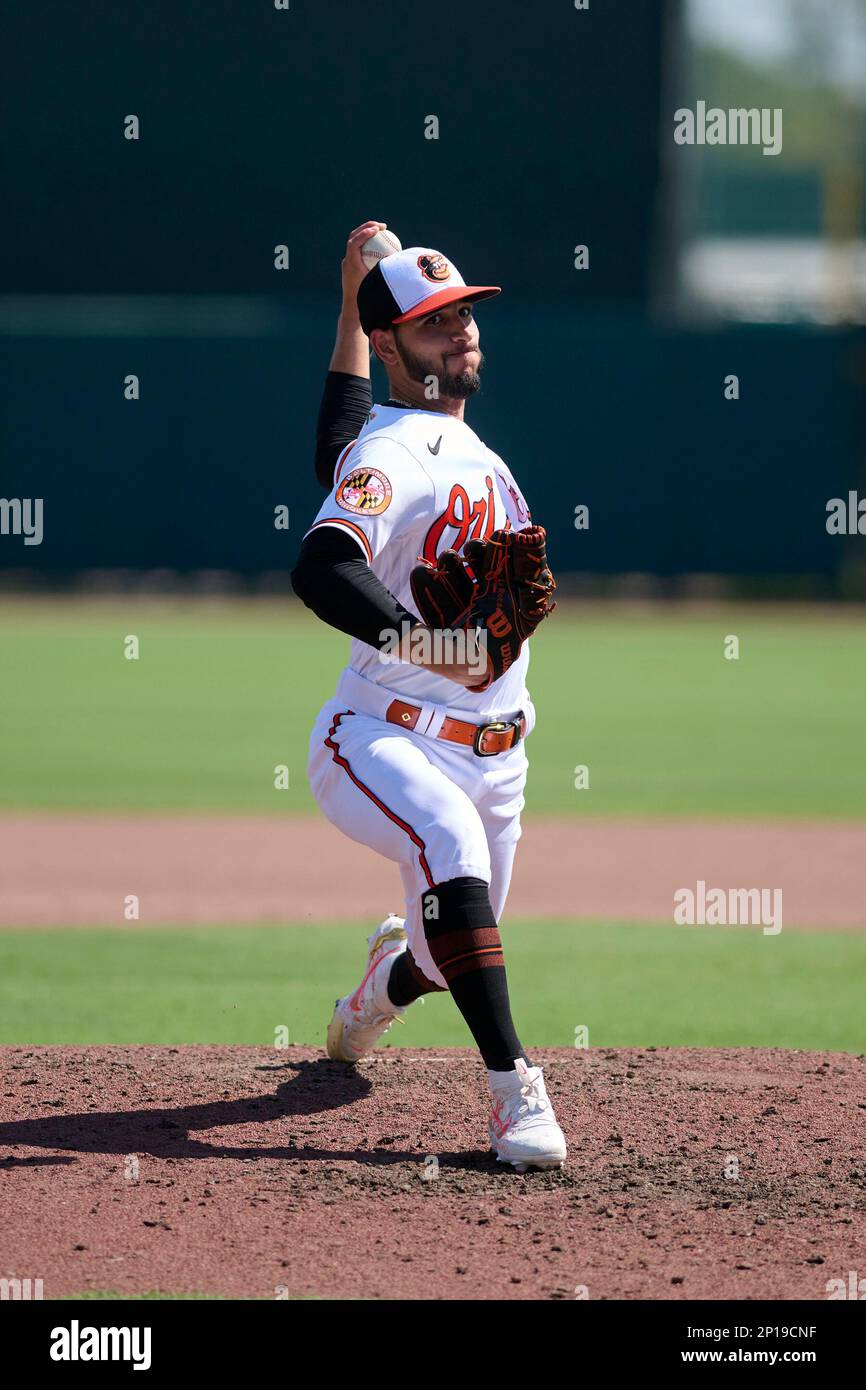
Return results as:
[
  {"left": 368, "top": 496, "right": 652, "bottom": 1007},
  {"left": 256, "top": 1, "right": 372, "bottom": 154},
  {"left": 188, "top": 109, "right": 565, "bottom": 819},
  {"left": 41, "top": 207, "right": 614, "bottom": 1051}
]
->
[
  {"left": 1, "top": 1044, "right": 863, "bottom": 1300},
  {"left": 2, "top": 815, "right": 864, "bottom": 928}
]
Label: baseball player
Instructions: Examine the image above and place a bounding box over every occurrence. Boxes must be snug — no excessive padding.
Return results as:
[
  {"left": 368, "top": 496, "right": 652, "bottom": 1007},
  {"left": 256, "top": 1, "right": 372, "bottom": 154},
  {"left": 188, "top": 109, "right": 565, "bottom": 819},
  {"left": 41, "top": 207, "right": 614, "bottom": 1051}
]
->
[{"left": 292, "top": 221, "right": 567, "bottom": 1172}]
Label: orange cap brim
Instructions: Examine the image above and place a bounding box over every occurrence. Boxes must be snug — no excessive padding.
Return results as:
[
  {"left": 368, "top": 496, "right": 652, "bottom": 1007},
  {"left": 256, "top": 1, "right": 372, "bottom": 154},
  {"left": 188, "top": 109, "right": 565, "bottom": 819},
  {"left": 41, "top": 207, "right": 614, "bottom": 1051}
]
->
[{"left": 392, "top": 285, "right": 501, "bottom": 324}]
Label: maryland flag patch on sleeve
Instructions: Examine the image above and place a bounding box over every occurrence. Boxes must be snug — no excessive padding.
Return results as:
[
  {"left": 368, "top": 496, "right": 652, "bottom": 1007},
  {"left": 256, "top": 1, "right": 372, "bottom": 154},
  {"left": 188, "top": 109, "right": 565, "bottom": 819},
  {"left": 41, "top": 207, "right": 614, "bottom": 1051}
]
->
[{"left": 335, "top": 467, "right": 392, "bottom": 516}]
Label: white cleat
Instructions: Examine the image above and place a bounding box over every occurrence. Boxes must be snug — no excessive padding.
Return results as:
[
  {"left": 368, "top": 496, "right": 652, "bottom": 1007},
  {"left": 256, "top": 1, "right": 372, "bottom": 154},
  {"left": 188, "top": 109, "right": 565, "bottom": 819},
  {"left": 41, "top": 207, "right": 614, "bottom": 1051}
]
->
[
  {"left": 488, "top": 1057, "right": 568, "bottom": 1173},
  {"left": 326, "top": 914, "right": 416, "bottom": 1064}
]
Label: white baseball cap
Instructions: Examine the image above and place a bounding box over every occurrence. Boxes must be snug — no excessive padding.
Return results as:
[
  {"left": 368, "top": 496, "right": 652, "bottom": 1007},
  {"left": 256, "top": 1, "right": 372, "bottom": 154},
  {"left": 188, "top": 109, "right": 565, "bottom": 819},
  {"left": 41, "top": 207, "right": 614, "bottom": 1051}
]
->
[{"left": 357, "top": 246, "right": 500, "bottom": 335}]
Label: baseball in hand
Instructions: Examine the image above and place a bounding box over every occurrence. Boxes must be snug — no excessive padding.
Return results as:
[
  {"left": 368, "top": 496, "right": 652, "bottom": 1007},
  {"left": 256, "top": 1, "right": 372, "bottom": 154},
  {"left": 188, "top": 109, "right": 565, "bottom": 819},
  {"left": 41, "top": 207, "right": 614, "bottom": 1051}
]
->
[{"left": 361, "top": 229, "right": 402, "bottom": 270}]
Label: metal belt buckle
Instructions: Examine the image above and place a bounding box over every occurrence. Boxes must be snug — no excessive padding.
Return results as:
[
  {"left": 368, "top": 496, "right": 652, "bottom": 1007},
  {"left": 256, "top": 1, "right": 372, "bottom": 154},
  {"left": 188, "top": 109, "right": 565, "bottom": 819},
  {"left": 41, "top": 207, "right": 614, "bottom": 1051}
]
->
[{"left": 473, "top": 717, "right": 522, "bottom": 757}]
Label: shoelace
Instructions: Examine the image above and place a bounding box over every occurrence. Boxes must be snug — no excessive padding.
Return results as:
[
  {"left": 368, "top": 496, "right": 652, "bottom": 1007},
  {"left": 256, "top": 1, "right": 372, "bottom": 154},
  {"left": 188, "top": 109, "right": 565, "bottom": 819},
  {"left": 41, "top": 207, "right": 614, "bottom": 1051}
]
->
[
  {"left": 364, "top": 1009, "right": 406, "bottom": 1029},
  {"left": 493, "top": 1070, "right": 549, "bottom": 1122},
  {"left": 516, "top": 1071, "right": 549, "bottom": 1116}
]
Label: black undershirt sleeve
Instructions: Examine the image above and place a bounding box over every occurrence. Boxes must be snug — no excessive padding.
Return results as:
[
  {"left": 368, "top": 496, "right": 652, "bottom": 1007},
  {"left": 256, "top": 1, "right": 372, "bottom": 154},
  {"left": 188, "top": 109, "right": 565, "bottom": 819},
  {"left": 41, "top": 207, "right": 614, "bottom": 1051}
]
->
[
  {"left": 290, "top": 524, "right": 421, "bottom": 650},
  {"left": 314, "top": 371, "right": 373, "bottom": 488}
]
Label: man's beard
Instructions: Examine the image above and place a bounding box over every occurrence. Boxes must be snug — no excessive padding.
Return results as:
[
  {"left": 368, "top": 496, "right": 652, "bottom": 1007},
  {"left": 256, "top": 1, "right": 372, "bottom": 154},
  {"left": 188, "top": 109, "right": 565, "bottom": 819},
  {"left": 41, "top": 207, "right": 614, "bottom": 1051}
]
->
[{"left": 395, "top": 341, "right": 484, "bottom": 399}]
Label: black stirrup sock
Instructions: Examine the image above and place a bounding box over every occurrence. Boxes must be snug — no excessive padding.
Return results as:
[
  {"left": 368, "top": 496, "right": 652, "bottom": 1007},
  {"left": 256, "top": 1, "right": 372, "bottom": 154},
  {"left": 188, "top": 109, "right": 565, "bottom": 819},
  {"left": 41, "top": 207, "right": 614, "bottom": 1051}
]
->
[
  {"left": 421, "top": 876, "right": 531, "bottom": 1073},
  {"left": 386, "top": 947, "right": 446, "bottom": 1007}
]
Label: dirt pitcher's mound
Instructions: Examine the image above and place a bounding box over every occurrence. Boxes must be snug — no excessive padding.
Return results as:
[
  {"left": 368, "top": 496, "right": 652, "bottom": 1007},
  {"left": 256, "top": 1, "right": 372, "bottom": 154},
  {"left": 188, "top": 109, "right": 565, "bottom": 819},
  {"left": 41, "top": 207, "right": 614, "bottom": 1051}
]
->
[{"left": 0, "top": 1046, "right": 863, "bottom": 1301}]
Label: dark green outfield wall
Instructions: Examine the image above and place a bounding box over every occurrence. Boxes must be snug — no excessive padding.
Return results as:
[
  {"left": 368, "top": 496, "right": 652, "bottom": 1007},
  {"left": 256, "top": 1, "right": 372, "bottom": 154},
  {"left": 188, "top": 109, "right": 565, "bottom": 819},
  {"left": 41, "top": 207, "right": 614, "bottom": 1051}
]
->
[
  {"left": 1, "top": 313, "right": 862, "bottom": 578},
  {"left": 2, "top": 0, "right": 664, "bottom": 305},
  {"left": 2, "top": 2, "right": 862, "bottom": 581}
]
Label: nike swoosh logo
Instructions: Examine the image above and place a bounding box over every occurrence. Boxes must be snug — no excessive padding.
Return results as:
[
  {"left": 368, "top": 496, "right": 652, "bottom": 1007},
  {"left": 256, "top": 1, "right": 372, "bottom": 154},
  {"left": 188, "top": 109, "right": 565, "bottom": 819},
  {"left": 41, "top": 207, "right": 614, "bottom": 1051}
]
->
[
  {"left": 490, "top": 1099, "right": 509, "bottom": 1138},
  {"left": 348, "top": 941, "right": 390, "bottom": 1012},
  {"left": 427, "top": 436, "right": 442, "bottom": 456}
]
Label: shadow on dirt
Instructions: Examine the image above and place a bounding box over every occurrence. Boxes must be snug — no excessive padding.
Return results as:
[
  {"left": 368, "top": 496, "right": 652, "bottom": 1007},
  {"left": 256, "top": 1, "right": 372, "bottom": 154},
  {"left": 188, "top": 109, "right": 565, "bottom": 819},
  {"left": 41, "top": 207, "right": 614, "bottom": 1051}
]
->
[{"left": 0, "top": 1056, "right": 494, "bottom": 1170}]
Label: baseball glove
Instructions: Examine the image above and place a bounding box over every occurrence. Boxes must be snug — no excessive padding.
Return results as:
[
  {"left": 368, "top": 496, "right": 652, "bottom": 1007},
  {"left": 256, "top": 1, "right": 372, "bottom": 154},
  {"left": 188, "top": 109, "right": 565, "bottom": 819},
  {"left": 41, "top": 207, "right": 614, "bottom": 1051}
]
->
[{"left": 410, "top": 525, "right": 556, "bottom": 692}]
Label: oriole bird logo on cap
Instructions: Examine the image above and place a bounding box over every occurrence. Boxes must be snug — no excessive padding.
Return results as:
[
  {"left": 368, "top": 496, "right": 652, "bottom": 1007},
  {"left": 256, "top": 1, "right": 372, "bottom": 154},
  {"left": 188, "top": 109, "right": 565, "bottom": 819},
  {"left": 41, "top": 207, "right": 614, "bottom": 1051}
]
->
[{"left": 417, "top": 253, "right": 451, "bottom": 283}]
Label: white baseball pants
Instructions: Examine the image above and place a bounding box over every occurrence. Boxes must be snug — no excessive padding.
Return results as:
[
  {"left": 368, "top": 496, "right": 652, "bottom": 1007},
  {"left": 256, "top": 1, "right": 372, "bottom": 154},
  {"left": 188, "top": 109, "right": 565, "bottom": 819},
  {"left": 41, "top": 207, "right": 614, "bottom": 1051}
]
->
[{"left": 307, "top": 669, "right": 534, "bottom": 990}]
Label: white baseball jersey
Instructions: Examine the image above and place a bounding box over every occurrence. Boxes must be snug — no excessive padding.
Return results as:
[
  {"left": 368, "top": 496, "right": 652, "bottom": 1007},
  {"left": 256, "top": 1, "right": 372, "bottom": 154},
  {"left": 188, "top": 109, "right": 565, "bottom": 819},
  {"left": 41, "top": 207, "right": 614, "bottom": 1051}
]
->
[{"left": 304, "top": 403, "right": 533, "bottom": 716}]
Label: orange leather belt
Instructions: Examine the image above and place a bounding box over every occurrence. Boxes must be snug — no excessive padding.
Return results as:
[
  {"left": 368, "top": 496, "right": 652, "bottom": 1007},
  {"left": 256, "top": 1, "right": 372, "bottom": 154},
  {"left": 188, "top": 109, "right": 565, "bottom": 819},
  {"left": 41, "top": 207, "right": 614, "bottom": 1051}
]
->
[{"left": 386, "top": 699, "right": 526, "bottom": 756}]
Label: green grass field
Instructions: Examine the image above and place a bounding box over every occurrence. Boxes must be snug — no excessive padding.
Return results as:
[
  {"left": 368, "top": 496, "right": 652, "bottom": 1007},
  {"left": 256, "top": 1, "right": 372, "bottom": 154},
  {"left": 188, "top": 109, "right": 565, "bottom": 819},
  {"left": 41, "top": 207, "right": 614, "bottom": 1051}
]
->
[
  {"left": 1, "top": 597, "right": 864, "bottom": 817},
  {"left": 1, "top": 922, "right": 862, "bottom": 1052},
  {"left": 1, "top": 598, "right": 863, "bottom": 1054}
]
